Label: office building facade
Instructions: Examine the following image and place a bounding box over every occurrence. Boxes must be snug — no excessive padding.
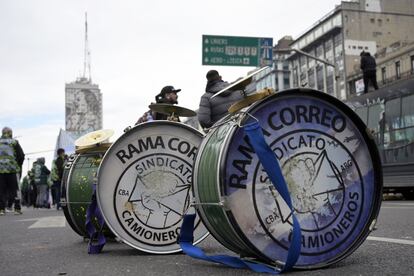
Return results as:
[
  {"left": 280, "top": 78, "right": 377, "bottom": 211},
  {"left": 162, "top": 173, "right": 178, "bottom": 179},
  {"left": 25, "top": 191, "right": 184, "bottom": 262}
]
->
[{"left": 287, "top": 0, "right": 414, "bottom": 100}]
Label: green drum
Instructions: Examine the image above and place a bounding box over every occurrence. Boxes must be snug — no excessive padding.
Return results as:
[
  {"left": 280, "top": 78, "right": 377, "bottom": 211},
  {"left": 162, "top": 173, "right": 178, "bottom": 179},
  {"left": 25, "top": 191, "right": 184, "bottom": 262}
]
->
[
  {"left": 194, "top": 88, "right": 382, "bottom": 269},
  {"left": 61, "top": 144, "right": 114, "bottom": 238}
]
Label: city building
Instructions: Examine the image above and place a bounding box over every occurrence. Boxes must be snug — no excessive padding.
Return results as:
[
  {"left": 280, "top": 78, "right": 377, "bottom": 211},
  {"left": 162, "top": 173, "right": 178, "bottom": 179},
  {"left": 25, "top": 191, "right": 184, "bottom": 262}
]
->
[
  {"left": 286, "top": 0, "right": 414, "bottom": 100},
  {"left": 64, "top": 14, "right": 103, "bottom": 139},
  {"left": 273, "top": 36, "right": 293, "bottom": 91},
  {"left": 65, "top": 78, "right": 102, "bottom": 138}
]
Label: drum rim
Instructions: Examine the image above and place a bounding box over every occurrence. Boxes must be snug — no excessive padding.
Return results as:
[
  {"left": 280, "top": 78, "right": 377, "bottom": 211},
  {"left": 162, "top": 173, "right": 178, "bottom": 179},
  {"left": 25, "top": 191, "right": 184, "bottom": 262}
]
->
[
  {"left": 193, "top": 121, "right": 256, "bottom": 255},
  {"left": 215, "top": 88, "right": 383, "bottom": 268},
  {"left": 97, "top": 120, "right": 209, "bottom": 254},
  {"left": 65, "top": 153, "right": 86, "bottom": 236},
  {"left": 64, "top": 151, "right": 112, "bottom": 238},
  {"left": 61, "top": 153, "right": 84, "bottom": 237}
]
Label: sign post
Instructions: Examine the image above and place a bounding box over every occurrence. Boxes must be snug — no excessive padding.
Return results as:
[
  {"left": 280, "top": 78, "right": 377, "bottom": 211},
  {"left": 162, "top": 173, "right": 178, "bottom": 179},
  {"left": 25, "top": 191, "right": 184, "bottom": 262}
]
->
[{"left": 202, "top": 35, "right": 273, "bottom": 67}]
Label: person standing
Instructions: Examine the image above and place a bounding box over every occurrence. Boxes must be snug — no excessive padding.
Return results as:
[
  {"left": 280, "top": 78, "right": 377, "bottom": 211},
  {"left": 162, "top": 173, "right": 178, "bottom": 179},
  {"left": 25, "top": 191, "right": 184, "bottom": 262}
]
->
[
  {"left": 0, "top": 127, "right": 25, "bottom": 215},
  {"left": 32, "top": 157, "right": 50, "bottom": 208},
  {"left": 360, "top": 51, "right": 379, "bottom": 94},
  {"left": 20, "top": 171, "right": 31, "bottom": 207},
  {"left": 198, "top": 70, "right": 244, "bottom": 129},
  {"left": 50, "top": 148, "right": 66, "bottom": 210}
]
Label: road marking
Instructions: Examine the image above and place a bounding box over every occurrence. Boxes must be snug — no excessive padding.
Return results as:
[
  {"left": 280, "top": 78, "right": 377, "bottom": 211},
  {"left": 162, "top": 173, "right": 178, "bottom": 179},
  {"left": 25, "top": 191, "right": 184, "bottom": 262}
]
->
[
  {"left": 17, "top": 218, "right": 40, "bottom": 222},
  {"left": 367, "top": 236, "right": 414, "bottom": 246},
  {"left": 382, "top": 206, "right": 414, "bottom": 209},
  {"left": 383, "top": 203, "right": 414, "bottom": 206},
  {"left": 28, "top": 216, "right": 66, "bottom": 229}
]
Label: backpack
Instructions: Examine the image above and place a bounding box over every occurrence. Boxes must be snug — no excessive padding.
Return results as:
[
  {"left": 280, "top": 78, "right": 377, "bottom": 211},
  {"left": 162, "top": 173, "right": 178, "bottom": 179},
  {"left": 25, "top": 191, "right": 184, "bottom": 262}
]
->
[{"left": 33, "top": 163, "right": 42, "bottom": 185}]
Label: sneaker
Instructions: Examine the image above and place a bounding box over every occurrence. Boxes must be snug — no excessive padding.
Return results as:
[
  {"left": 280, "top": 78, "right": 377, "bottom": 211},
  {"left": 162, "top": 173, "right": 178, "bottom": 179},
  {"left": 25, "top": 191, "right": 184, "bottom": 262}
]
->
[
  {"left": 14, "top": 209, "right": 23, "bottom": 215},
  {"left": 0, "top": 209, "right": 5, "bottom": 216},
  {"left": 5, "top": 207, "right": 12, "bottom": 213}
]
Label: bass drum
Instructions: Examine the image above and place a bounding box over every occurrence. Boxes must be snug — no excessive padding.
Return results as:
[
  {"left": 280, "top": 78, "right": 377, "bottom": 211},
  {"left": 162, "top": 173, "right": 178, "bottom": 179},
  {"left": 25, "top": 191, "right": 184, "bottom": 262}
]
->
[
  {"left": 193, "top": 88, "right": 383, "bottom": 269},
  {"left": 97, "top": 121, "right": 209, "bottom": 254},
  {"left": 61, "top": 144, "right": 114, "bottom": 238}
]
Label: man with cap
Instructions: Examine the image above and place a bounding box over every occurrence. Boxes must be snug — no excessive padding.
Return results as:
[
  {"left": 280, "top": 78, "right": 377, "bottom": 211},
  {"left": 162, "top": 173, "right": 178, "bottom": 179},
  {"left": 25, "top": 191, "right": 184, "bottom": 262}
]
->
[
  {"left": 0, "top": 127, "right": 25, "bottom": 215},
  {"left": 136, "top": 85, "right": 181, "bottom": 123},
  {"left": 198, "top": 70, "right": 244, "bottom": 129}
]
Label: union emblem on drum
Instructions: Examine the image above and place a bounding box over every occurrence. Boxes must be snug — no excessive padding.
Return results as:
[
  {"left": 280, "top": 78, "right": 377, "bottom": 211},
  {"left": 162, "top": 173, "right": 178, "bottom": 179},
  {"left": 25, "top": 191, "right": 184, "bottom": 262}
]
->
[
  {"left": 253, "top": 129, "right": 363, "bottom": 254},
  {"left": 115, "top": 153, "right": 192, "bottom": 244}
]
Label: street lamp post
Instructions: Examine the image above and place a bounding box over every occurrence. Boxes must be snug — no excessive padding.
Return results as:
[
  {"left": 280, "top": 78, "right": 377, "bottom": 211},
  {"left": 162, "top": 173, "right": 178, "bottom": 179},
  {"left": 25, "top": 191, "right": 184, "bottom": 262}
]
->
[{"left": 276, "top": 48, "right": 339, "bottom": 98}]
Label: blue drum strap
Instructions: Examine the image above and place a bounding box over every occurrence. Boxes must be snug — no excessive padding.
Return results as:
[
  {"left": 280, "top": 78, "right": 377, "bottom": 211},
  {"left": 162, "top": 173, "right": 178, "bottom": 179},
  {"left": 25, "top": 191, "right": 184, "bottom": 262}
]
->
[
  {"left": 85, "top": 184, "right": 106, "bottom": 254},
  {"left": 179, "top": 121, "right": 301, "bottom": 273},
  {"left": 244, "top": 121, "right": 301, "bottom": 269}
]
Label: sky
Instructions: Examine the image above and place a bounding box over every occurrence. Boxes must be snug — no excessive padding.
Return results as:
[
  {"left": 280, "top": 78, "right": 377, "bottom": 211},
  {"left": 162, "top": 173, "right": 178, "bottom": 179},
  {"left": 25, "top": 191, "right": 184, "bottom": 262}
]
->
[{"left": 0, "top": 0, "right": 343, "bottom": 172}]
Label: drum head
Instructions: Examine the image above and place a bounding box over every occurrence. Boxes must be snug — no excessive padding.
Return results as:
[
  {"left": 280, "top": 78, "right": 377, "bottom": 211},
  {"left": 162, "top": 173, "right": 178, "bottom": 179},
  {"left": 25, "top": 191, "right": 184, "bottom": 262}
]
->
[
  {"left": 218, "top": 89, "right": 382, "bottom": 268},
  {"left": 97, "top": 121, "right": 208, "bottom": 254}
]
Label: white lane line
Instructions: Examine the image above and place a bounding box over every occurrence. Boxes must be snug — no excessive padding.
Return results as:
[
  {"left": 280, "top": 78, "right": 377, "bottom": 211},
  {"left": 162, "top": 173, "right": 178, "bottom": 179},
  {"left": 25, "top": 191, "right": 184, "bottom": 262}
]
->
[
  {"left": 381, "top": 206, "right": 414, "bottom": 209},
  {"left": 367, "top": 236, "right": 414, "bottom": 246},
  {"left": 28, "top": 216, "right": 66, "bottom": 228},
  {"left": 17, "top": 218, "right": 39, "bottom": 222},
  {"left": 383, "top": 203, "right": 414, "bottom": 206}
]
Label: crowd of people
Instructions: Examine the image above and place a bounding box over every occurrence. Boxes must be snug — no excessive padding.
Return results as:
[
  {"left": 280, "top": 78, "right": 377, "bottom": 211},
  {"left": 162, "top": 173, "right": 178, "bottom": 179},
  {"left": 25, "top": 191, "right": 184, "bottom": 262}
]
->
[{"left": 0, "top": 126, "right": 67, "bottom": 215}]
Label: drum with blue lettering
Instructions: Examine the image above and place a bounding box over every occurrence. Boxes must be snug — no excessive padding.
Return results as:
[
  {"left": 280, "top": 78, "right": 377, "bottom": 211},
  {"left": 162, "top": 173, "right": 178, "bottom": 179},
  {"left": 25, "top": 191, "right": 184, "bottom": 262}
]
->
[
  {"left": 193, "top": 88, "right": 382, "bottom": 269},
  {"left": 97, "top": 121, "right": 209, "bottom": 254},
  {"left": 61, "top": 144, "right": 115, "bottom": 238}
]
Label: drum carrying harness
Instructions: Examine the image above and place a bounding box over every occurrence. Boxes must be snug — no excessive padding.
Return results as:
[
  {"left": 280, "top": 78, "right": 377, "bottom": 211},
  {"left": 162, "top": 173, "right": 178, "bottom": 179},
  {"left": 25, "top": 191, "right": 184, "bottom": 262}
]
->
[{"left": 179, "top": 119, "right": 302, "bottom": 273}]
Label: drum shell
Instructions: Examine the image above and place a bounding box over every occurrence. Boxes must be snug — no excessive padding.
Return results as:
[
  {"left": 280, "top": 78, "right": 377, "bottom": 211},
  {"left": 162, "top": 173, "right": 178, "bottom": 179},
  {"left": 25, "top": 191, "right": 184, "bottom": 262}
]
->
[
  {"left": 194, "top": 88, "right": 383, "bottom": 269},
  {"left": 97, "top": 121, "right": 209, "bottom": 254},
  {"left": 61, "top": 144, "right": 114, "bottom": 238}
]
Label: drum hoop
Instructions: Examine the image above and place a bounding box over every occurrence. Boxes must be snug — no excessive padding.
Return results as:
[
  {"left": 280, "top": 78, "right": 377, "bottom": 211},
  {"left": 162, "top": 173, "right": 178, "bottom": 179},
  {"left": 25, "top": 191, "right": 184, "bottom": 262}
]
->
[
  {"left": 75, "top": 142, "right": 112, "bottom": 154},
  {"left": 97, "top": 121, "right": 208, "bottom": 254},
  {"left": 193, "top": 122, "right": 243, "bottom": 252},
  {"left": 65, "top": 153, "right": 85, "bottom": 236},
  {"left": 219, "top": 88, "right": 383, "bottom": 268},
  {"left": 61, "top": 153, "right": 84, "bottom": 237}
]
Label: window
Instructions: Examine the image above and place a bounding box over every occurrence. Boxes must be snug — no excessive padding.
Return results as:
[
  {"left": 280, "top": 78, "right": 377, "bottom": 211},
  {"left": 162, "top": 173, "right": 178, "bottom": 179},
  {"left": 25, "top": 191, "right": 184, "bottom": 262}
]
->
[
  {"left": 308, "top": 68, "right": 315, "bottom": 88},
  {"left": 395, "top": 61, "right": 401, "bottom": 79},
  {"left": 411, "top": 55, "right": 414, "bottom": 74},
  {"left": 402, "top": 94, "right": 414, "bottom": 128},
  {"left": 367, "top": 103, "right": 383, "bottom": 140},
  {"left": 377, "top": 18, "right": 382, "bottom": 27},
  {"left": 381, "top": 67, "right": 386, "bottom": 84},
  {"left": 293, "top": 67, "right": 298, "bottom": 87},
  {"left": 316, "top": 65, "right": 324, "bottom": 91}
]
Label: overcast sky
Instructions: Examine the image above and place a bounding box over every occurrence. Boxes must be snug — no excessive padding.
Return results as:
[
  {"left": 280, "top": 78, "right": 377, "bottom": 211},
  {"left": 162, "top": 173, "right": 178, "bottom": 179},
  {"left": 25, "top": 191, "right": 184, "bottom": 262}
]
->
[{"left": 0, "top": 0, "right": 342, "bottom": 171}]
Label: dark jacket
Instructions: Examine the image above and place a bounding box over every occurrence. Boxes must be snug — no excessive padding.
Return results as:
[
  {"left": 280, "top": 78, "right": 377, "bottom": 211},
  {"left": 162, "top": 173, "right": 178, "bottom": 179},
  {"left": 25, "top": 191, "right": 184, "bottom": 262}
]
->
[
  {"left": 55, "top": 156, "right": 66, "bottom": 181},
  {"left": 32, "top": 158, "right": 50, "bottom": 186},
  {"left": 198, "top": 80, "right": 244, "bottom": 129},
  {"left": 153, "top": 98, "right": 180, "bottom": 121},
  {"left": 360, "top": 53, "right": 377, "bottom": 73}
]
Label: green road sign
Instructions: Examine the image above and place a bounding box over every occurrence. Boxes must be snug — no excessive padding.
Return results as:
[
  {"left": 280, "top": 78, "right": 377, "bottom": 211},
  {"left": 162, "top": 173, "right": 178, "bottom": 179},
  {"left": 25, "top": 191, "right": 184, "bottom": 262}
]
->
[{"left": 202, "top": 35, "right": 273, "bottom": 67}]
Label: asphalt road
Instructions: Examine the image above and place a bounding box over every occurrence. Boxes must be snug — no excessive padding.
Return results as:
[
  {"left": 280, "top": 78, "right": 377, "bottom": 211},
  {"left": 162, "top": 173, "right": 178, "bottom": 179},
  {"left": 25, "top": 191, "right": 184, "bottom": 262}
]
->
[{"left": 1, "top": 200, "right": 413, "bottom": 276}]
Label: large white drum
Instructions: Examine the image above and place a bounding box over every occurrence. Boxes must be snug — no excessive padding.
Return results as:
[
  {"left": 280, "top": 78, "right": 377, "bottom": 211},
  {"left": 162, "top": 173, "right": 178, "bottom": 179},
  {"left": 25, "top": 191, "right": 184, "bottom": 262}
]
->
[{"left": 97, "top": 121, "right": 208, "bottom": 254}]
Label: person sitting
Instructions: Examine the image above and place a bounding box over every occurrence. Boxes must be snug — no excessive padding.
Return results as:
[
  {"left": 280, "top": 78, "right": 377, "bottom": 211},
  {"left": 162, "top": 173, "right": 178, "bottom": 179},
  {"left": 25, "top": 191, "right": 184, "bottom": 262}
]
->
[{"left": 136, "top": 85, "right": 181, "bottom": 124}]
